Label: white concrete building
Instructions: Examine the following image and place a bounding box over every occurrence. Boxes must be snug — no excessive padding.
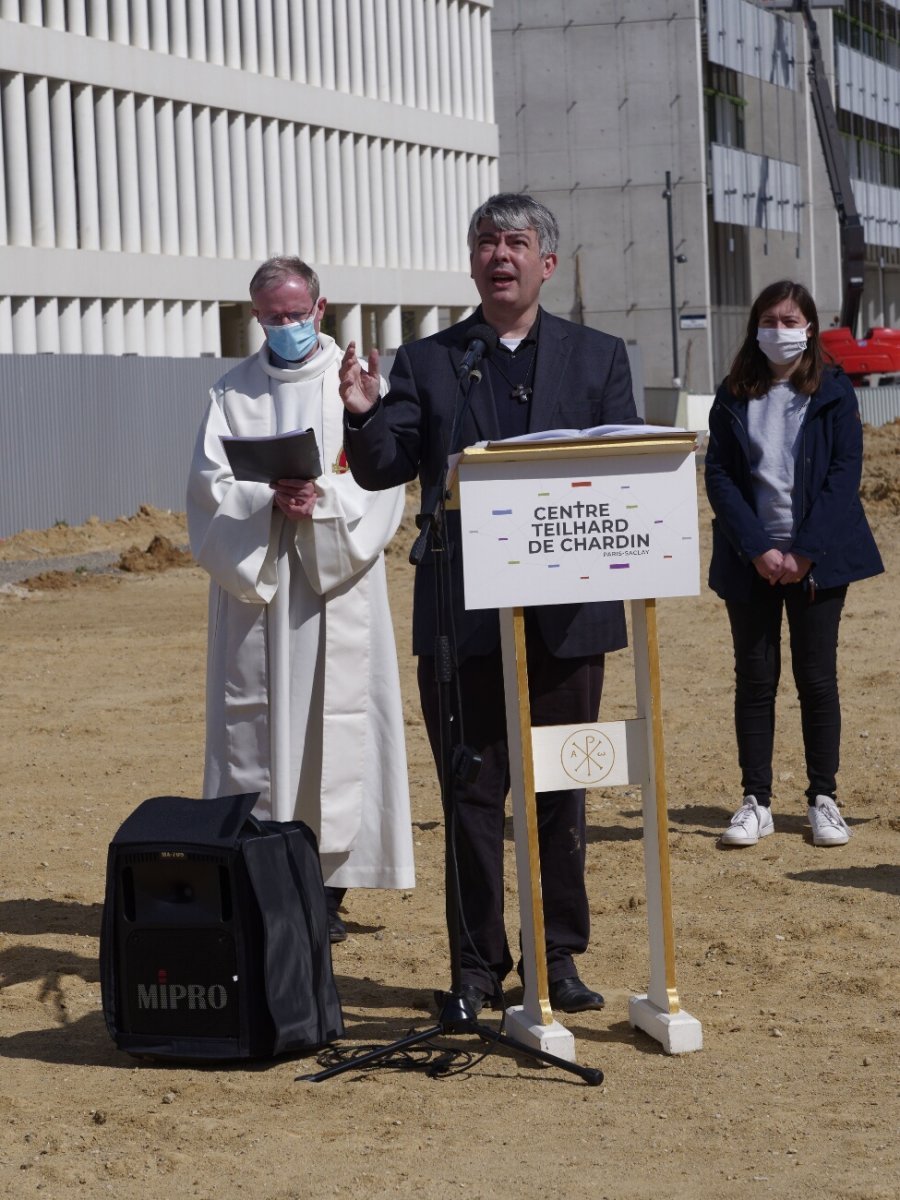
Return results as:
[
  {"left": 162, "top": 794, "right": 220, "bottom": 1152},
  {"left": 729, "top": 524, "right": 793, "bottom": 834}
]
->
[
  {"left": 493, "top": 1, "right": 900, "bottom": 401},
  {"left": 0, "top": 0, "right": 498, "bottom": 356}
]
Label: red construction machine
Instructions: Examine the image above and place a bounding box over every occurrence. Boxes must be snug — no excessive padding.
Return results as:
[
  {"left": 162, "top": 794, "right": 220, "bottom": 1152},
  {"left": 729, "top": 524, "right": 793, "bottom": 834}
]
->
[
  {"left": 820, "top": 326, "right": 900, "bottom": 385},
  {"left": 771, "top": 5, "right": 900, "bottom": 383}
]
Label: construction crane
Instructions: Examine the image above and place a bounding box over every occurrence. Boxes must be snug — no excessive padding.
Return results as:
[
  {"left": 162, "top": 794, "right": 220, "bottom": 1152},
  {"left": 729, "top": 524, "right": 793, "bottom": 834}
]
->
[
  {"left": 793, "top": 0, "right": 866, "bottom": 333},
  {"left": 768, "top": 2, "right": 897, "bottom": 377}
]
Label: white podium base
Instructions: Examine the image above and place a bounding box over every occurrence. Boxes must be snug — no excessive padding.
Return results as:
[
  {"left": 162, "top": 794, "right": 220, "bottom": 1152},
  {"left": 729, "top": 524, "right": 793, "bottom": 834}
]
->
[
  {"left": 628, "top": 995, "right": 703, "bottom": 1055},
  {"left": 504, "top": 1006, "right": 576, "bottom": 1063}
]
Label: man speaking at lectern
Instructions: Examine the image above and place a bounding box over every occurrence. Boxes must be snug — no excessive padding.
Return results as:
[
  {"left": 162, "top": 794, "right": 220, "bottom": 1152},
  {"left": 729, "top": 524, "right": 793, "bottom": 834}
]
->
[{"left": 339, "top": 193, "right": 640, "bottom": 1015}]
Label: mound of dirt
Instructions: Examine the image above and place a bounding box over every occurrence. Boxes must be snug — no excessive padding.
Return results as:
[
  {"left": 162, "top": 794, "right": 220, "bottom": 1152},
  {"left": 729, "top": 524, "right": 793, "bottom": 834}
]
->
[
  {"left": 861, "top": 419, "right": 900, "bottom": 514},
  {"left": 117, "top": 535, "right": 194, "bottom": 574},
  {"left": 0, "top": 504, "right": 188, "bottom": 563},
  {"left": 21, "top": 569, "right": 84, "bottom": 592},
  {"left": 21, "top": 569, "right": 118, "bottom": 592}
]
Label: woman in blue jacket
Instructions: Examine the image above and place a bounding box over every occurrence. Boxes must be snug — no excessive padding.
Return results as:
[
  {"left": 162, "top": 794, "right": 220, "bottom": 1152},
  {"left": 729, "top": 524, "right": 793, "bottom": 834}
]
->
[{"left": 705, "top": 280, "right": 883, "bottom": 848}]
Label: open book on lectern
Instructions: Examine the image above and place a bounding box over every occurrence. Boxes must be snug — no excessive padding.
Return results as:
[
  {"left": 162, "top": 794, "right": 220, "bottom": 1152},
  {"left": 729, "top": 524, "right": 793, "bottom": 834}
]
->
[{"left": 481, "top": 424, "right": 695, "bottom": 449}]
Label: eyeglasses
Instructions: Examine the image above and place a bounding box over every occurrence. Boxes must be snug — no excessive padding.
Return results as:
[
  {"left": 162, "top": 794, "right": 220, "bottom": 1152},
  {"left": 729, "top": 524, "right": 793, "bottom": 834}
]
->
[{"left": 257, "top": 308, "right": 317, "bottom": 326}]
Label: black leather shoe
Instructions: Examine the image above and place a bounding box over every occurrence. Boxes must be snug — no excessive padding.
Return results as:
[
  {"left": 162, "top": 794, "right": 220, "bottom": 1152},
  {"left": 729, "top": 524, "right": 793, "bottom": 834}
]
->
[
  {"left": 459, "top": 983, "right": 490, "bottom": 1017},
  {"left": 324, "top": 886, "right": 348, "bottom": 943},
  {"left": 328, "top": 913, "right": 347, "bottom": 944},
  {"left": 548, "top": 976, "right": 605, "bottom": 1013},
  {"left": 432, "top": 983, "right": 490, "bottom": 1017}
]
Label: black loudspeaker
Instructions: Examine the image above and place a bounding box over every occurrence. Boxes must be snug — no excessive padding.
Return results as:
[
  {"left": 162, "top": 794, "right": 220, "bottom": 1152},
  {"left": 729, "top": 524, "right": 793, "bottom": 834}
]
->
[{"left": 100, "top": 794, "right": 344, "bottom": 1060}]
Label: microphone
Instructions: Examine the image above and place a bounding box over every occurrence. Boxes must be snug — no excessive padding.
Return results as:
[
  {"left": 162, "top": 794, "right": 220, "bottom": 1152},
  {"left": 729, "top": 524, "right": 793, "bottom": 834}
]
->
[{"left": 456, "top": 324, "right": 498, "bottom": 379}]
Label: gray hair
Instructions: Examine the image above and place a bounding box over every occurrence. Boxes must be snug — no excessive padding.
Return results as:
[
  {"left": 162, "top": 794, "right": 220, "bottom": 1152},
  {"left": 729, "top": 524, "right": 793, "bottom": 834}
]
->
[
  {"left": 249, "top": 256, "right": 320, "bottom": 302},
  {"left": 466, "top": 193, "right": 560, "bottom": 257}
]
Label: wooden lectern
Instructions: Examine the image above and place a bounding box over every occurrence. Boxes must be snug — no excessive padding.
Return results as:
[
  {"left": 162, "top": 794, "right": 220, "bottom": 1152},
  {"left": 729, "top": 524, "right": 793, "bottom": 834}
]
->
[{"left": 455, "top": 430, "right": 703, "bottom": 1057}]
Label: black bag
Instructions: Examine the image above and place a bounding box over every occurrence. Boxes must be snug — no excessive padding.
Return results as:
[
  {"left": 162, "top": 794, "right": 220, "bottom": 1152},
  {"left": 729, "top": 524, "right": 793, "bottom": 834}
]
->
[{"left": 100, "top": 793, "right": 344, "bottom": 1060}]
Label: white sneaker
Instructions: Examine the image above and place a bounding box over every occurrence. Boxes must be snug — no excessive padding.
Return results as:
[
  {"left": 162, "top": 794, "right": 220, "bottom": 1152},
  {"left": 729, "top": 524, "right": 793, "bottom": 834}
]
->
[
  {"left": 719, "top": 796, "right": 774, "bottom": 847},
  {"left": 808, "top": 796, "right": 851, "bottom": 846}
]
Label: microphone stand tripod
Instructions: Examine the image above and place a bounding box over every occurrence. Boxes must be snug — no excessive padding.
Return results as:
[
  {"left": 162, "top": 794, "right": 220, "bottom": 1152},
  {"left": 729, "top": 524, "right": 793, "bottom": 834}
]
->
[{"left": 300, "top": 367, "right": 602, "bottom": 1087}]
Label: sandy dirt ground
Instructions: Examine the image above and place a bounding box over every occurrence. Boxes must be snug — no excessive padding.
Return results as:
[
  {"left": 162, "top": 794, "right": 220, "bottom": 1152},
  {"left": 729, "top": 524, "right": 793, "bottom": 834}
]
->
[{"left": 1, "top": 426, "right": 898, "bottom": 1200}]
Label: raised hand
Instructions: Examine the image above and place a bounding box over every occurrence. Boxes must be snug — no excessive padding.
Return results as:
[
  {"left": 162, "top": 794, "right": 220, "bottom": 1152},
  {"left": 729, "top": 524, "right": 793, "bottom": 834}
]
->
[{"left": 338, "top": 342, "right": 381, "bottom": 415}]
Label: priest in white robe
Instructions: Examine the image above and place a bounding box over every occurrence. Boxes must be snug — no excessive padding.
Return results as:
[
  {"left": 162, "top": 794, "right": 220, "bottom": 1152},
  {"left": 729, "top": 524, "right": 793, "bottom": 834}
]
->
[{"left": 187, "top": 258, "right": 415, "bottom": 938}]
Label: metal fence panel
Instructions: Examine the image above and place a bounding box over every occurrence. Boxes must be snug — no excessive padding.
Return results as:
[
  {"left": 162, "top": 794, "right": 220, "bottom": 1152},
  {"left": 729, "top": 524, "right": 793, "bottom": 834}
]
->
[
  {"left": 2, "top": 358, "right": 894, "bottom": 542},
  {"left": 857, "top": 385, "right": 900, "bottom": 428},
  {"left": 0, "top": 355, "right": 243, "bottom": 538}
]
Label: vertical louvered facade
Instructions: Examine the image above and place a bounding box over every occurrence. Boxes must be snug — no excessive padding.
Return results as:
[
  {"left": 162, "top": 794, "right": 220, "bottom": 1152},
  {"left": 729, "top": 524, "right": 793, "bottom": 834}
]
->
[{"left": 0, "top": 0, "right": 498, "bottom": 355}]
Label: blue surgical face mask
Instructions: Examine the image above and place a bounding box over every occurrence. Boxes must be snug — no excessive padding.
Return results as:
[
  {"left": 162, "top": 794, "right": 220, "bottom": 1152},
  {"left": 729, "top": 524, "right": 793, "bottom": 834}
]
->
[{"left": 264, "top": 319, "right": 318, "bottom": 362}]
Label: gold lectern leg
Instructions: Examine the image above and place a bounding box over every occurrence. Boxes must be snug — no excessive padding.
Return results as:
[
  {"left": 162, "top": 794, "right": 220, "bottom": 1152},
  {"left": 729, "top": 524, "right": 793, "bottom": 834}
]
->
[
  {"left": 631, "top": 598, "right": 680, "bottom": 1013},
  {"left": 499, "top": 607, "right": 553, "bottom": 1026}
]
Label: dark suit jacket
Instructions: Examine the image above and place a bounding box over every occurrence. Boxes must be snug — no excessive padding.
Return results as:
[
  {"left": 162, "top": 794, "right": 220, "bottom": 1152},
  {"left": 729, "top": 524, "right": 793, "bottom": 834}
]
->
[{"left": 344, "top": 308, "right": 641, "bottom": 659}]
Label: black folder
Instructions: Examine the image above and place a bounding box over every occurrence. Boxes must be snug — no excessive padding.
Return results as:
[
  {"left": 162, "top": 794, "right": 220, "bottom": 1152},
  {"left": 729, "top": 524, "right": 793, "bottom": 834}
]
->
[{"left": 221, "top": 427, "right": 322, "bottom": 483}]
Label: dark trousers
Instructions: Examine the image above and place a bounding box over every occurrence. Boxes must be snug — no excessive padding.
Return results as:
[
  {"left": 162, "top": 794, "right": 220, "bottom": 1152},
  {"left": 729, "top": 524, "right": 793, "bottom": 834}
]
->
[
  {"left": 418, "top": 615, "right": 604, "bottom": 994},
  {"left": 725, "top": 580, "right": 847, "bottom": 806}
]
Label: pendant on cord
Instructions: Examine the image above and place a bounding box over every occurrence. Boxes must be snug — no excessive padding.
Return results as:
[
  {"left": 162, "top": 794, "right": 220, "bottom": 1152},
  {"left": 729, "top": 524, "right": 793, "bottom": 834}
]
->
[{"left": 511, "top": 384, "right": 532, "bottom": 403}]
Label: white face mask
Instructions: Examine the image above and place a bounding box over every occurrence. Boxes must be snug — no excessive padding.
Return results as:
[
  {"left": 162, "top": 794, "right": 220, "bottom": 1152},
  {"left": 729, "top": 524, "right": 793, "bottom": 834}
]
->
[{"left": 756, "top": 324, "right": 810, "bottom": 365}]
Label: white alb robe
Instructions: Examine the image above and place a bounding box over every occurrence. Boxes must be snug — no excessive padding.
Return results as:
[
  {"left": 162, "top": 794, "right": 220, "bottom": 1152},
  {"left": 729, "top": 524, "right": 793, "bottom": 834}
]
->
[{"left": 187, "top": 336, "right": 414, "bottom": 890}]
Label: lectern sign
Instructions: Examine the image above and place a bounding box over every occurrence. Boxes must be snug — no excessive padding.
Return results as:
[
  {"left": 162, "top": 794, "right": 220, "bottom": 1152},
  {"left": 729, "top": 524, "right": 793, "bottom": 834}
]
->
[{"left": 457, "top": 436, "right": 700, "bottom": 611}]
